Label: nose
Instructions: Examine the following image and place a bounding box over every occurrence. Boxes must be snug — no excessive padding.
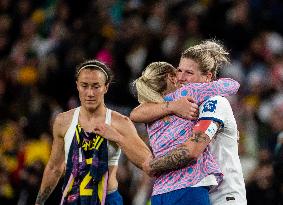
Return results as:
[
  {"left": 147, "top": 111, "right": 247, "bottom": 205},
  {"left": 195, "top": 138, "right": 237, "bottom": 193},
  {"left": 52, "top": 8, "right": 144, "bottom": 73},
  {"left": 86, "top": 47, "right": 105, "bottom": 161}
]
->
[
  {"left": 86, "top": 87, "right": 95, "bottom": 97},
  {"left": 177, "top": 72, "right": 185, "bottom": 83}
]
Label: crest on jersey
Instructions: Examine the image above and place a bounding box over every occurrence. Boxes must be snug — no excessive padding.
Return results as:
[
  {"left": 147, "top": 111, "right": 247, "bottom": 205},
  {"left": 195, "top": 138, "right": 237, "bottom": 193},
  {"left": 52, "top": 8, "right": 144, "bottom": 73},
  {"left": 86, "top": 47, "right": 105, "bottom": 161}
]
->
[{"left": 202, "top": 100, "right": 217, "bottom": 113}]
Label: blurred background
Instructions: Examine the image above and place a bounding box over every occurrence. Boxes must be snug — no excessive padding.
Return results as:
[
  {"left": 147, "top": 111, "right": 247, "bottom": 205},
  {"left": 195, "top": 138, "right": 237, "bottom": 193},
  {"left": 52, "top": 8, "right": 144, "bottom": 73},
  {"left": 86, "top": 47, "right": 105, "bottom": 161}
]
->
[{"left": 0, "top": 0, "right": 282, "bottom": 204}]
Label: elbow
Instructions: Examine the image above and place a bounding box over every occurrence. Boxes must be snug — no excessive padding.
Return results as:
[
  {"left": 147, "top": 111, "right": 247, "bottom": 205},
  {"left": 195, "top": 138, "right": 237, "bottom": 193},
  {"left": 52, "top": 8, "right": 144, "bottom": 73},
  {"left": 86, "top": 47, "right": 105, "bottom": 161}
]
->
[
  {"left": 129, "top": 111, "right": 144, "bottom": 123},
  {"left": 236, "top": 81, "right": 240, "bottom": 90},
  {"left": 233, "top": 79, "right": 240, "bottom": 92},
  {"left": 129, "top": 111, "right": 137, "bottom": 122},
  {"left": 233, "top": 80, "right": 240, "bottom": 90}
]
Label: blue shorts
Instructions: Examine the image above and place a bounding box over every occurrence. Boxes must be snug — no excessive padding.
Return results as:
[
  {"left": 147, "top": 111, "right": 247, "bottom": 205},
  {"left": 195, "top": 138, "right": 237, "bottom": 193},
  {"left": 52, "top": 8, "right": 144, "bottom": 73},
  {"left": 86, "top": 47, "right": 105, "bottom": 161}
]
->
[
  {"left": 151, "top": 187, "right": 210, "bottom": 205},
  {"left": 105, "top": 190, "right": 123, "bottom": 205}
]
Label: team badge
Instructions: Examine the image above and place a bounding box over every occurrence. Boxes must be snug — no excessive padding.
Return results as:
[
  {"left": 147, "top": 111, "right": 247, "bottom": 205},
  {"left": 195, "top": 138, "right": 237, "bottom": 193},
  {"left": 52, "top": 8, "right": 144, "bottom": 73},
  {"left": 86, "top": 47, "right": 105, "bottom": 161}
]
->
[{"left": 202, "top": 100, "right": 217, "bottom": 113}]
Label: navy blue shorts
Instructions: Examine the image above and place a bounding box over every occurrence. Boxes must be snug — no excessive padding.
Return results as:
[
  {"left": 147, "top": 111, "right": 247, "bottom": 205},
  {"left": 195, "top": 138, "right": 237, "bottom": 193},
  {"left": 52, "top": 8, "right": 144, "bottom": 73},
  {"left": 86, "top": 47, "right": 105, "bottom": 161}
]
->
[
  {"left": 105, "top": 190, "right": 123, "bottom": 205},
  {"left": 151, "top": 187, "right": 210, "bottom": 205}
]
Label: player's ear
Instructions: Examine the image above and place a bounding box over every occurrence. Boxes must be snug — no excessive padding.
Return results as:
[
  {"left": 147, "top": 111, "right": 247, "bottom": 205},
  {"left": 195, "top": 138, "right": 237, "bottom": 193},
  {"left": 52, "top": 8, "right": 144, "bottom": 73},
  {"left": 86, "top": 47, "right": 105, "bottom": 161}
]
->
[
  {"left": 206, "top": 72, "right": 213, "bottom": 82},
  {"left": 104, "top": 83, "right": 109, "bottom": 93},
  {"left": 76, "top": 81, "right": 79, "bottom": 90},
  {"left": 168, "top": 73, "right": 176, "bottom": 84}
]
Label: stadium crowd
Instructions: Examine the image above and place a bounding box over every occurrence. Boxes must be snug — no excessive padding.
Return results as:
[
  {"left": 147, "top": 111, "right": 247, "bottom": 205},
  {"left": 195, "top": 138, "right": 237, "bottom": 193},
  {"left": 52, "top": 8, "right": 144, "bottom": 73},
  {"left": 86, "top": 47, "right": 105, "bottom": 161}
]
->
[{"left": 0, "top": 0, "right": 282, "bottom": 204}]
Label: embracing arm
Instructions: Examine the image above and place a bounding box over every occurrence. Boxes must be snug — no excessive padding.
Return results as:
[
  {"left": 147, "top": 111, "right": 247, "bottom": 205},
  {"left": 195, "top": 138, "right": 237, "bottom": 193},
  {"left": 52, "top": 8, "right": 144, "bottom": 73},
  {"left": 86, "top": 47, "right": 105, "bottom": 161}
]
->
[
  {"left": 144, "top": 120, "right": 220, "bottom": 176},
  {"left": 169, "top": 78, "right": 240, "bottom": 106},
  {"left": 212, "top": 78, "right": 240, "bottom": 96},
  {"left": 130, "top": 78, "right": 239, "bottom": 123},
  {"left": 130, "top": 97, "right": 198, "bottom": 123},
  {"left": 130, "top": 102, "right": 172, "bottom": 123},
  {"left": 35, "top": 115, "right": 65, "bottom": 205}
]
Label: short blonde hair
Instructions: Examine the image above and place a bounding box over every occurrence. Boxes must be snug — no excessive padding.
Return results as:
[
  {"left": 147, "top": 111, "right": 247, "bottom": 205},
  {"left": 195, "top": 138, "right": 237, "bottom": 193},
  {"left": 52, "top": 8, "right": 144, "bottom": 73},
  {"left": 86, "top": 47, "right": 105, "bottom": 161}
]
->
[
  {"left": 182, "top": 40, "right": 230, "bottom": 79},
  {"left": 134, "top": 62, "right": 175, "bottom": 103}
]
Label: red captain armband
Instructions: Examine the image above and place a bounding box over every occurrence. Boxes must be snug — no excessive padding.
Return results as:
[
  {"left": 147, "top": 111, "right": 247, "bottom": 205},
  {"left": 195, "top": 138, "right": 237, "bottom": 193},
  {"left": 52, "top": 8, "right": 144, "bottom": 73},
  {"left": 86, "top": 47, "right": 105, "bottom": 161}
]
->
[{"left": 193, "top": 120, "right": 218, "bottom": 140}]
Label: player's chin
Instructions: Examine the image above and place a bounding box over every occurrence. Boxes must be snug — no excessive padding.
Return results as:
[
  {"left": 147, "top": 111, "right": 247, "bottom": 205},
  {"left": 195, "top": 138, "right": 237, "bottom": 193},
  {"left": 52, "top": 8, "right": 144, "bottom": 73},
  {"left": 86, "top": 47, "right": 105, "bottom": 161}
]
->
[{"left": 84, "top": 102, "right": 99, "bottom": 111}]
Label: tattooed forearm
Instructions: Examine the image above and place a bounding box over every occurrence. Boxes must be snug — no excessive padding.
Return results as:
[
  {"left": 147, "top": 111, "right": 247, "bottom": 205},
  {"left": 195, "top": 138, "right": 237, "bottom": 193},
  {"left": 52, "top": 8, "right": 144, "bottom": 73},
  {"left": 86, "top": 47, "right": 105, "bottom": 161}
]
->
[
  {"left": 190, "top": 132, "right": 209, "bottom": 143},
  {"left": 148, "top": 132, "right": 210, "bottom": 176},
  {"left": 149, "top": 145, "right": 196, "bottom": 176},
  {"left": 35, "top": 168, "right": 63, "bottom": 204},
  {"left": 35, "top": 186, "right": 53, "bottom": 204}
]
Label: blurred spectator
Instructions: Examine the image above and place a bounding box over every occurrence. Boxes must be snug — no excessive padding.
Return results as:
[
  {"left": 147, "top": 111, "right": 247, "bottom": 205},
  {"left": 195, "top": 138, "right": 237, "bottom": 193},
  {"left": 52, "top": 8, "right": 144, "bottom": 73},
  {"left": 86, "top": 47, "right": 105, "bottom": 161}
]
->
[{"left": 246, "top": 149, "right": 280, "bottom": 205}]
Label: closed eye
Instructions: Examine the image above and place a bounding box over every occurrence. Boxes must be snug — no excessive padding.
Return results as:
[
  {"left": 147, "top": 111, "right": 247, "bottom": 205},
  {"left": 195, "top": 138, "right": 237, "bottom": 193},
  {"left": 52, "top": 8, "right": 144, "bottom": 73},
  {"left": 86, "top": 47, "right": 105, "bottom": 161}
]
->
[{"left": 185, "top": 71, "right": 194, "bottom": 75}]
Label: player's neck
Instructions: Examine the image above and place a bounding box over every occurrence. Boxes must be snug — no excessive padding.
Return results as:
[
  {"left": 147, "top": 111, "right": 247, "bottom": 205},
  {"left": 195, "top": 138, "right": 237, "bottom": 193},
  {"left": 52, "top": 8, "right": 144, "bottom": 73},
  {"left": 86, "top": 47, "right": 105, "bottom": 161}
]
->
[{"left": 81, "top": 104, "right": 106, "bottom": 120}]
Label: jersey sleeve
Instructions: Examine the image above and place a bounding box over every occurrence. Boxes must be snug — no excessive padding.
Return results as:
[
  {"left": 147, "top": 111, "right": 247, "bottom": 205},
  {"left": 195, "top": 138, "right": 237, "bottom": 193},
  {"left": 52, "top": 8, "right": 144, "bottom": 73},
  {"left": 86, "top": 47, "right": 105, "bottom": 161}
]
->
[
  {"left": 169, "top": 78, "right": 240, "bottom": 104},
  {"left": 198, "top": 96, "right": 229, "bottom": 127}
]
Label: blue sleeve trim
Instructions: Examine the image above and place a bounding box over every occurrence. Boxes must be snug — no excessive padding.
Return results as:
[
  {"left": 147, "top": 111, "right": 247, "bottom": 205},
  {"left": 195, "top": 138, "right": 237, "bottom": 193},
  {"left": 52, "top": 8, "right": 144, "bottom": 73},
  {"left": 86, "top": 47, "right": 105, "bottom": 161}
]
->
[{"left": 198, "top": 117, "right": 224, "bottom": 128}]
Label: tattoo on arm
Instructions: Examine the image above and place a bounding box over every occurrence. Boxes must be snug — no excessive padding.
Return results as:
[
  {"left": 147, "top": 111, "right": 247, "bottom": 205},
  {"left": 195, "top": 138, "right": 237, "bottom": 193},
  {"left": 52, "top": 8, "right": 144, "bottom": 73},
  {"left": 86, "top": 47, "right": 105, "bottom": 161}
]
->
[
  {"left": 190, "top": 132, "right": 209, "bottom": 143},
  {"left": 148, "top": 132, "right": 209, "bottom": 176},
  {"left": 149, "top": 145, "right": 196, "bottom": 176},
  {"left": 36, "top": 186, "right": 53, "bottom": 204},
  {"left": 36, "top": 169, "right": 62, "bottom": 204}
]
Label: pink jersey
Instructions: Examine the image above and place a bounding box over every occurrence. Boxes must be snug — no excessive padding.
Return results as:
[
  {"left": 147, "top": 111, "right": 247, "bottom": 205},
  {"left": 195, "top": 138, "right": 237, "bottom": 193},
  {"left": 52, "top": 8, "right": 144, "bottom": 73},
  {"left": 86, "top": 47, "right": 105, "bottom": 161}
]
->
[{"left": 147, "top": 78, "right": 240, "bottom": 195}]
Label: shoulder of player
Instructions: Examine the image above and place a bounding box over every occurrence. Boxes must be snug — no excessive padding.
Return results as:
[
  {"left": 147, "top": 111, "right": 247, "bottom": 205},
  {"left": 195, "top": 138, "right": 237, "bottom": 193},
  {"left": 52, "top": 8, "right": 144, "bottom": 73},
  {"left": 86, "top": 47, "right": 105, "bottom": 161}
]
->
[
  {"left": 111, "top": 111, "right": 134, "bottom": 130},
  {"left": 111, "top": 110, "right": 132, "bottom": 124},
  {"left": 53, "top": 108, "right": 76, "bottom": 136}
]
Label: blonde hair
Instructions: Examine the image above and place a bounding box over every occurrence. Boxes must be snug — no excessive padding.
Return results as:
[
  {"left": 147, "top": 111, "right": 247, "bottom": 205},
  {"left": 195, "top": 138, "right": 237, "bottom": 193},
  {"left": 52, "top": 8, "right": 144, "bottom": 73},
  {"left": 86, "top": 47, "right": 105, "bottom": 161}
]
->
[
  {"left": 182, "top": 40, "right": 230, "bottom": 79},
  {"left": 134, "top": 62, "right": 175, "bottom": 103}
]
